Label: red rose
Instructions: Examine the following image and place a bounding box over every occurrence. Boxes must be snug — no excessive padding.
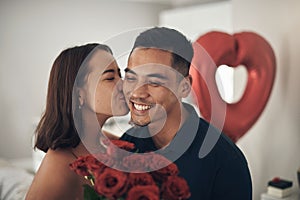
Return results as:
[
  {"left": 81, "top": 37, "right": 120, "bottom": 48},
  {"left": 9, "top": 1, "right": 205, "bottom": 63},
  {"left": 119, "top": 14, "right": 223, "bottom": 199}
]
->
[
  {"left": 151, "top": 162, "right": 179, "bottom": 182},
  {"left": 84, "top": 154, "right": 107, "bottom": 174},
  {"left": 122, "top": 154, "right": 149, "bottom": 172},
  {"left": 69, "top": 156, "right": 90, "bottom": 176},
  {"left": 110, "top": 140, "right": 135, "bottom": 151},
  {"left": 69, "top": 154, "right": 114, "bottom": 177},
  {"left": 93, "top": 152, "right": 115, "bottom": 169},
  {"left": 94, "top": 168, "right": 128, "bottom": 199},
  {"left": 126, "top": 185, "right": 159, "bottom": 200},
  {"left": 148, "top": 153, "right": 173, "bottom": 171},
  {"left": 128, "top": 173, "right": 155, "bottom": 187},
  {"left": 107, "top": 140, "right": 135, "bottom": 160},
  {"left": 161, "top": 176, "right": 191, "bottom": 200},
  {"left": 148, "top": 154, "right": 179, "bottom": 182}
]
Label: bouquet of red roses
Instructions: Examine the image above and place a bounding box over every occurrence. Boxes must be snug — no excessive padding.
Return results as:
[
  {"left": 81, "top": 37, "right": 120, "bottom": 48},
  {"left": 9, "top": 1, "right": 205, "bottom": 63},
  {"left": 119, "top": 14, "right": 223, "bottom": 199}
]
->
[{"left": 69, "top": 140, "right": 191, "bottom": 200}]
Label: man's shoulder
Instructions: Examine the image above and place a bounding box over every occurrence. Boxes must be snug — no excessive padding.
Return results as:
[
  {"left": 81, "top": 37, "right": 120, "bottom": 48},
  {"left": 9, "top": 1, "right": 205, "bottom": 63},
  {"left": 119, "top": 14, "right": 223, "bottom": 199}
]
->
[
  {"left": 119, "top": 132, "right": 133, "bottom": 142},
  {"left": 197, "top": 118, "right": 248, "bottom": 165}
]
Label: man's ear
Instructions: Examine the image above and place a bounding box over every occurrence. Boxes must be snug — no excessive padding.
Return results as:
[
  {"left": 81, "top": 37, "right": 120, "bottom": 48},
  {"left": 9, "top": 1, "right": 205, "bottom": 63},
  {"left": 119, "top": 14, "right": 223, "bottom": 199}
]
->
[{"left": 179, "top": 75, "right": 192, "bottom": 98}]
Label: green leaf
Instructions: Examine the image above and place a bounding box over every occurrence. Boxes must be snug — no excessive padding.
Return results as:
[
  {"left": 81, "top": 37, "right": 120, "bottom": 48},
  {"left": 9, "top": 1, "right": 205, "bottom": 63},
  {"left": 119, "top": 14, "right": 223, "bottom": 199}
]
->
[{"left": 83, "top": 184, "right": 101, "bottom": 200}]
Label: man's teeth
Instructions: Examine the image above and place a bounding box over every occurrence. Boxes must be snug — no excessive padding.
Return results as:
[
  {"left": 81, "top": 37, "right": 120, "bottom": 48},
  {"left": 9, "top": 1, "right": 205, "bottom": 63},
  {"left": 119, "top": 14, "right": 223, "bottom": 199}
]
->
[{"left": 133, "top": 103, "right": 151, "bottom": 111}]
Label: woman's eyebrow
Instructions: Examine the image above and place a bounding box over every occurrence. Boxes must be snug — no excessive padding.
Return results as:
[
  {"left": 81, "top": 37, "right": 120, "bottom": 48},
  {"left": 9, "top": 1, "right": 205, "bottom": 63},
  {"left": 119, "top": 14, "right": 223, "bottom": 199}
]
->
[{"left": 102, "top": 69, "right": 115, "bottom": 74}]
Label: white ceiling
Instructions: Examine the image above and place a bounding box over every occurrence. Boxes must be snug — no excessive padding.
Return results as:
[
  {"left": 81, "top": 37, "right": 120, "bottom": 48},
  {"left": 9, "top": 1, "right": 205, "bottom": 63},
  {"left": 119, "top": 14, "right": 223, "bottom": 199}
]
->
[{"left": 118, "top": 0, "right": 227, "bottom": 8}]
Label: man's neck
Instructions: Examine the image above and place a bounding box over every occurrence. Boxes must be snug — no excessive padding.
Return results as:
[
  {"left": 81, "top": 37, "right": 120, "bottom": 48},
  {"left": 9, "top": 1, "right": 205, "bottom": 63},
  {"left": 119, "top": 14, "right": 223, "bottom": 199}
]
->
[{"left": 149, "top": 104, "right": 189, "bottom": 149}]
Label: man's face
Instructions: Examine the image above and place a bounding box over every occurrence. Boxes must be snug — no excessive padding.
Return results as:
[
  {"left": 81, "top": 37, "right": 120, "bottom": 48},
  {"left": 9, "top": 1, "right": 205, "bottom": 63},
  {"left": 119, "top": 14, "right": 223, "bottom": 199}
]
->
[{"left": 123, "top": 48, "right": 185, "bottom": 128}]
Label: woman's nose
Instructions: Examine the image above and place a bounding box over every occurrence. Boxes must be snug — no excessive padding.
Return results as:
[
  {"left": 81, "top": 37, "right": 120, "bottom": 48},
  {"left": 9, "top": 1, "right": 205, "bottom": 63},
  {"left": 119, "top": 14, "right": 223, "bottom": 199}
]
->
[{"left": 116, "top": 79, "right": 123, "bottom": 92}]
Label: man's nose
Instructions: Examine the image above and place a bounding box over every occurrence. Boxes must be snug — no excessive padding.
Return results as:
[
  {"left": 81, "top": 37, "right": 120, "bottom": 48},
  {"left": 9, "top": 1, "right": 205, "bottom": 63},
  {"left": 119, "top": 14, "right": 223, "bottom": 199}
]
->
[{"left": 131, "top": 83, "right": 149, "bottom": 99}]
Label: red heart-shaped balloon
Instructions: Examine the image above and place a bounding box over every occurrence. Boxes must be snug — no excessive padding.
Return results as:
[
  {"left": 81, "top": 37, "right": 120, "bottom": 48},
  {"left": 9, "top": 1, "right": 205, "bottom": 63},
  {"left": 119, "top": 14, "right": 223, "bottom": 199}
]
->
[{"left": 190, "top": 31, "right": 276, "bottom": 142}]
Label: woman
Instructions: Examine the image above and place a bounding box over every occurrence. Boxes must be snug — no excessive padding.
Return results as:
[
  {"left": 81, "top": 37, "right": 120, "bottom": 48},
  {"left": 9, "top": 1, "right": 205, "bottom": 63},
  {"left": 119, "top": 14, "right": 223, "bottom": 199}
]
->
[{"left": 26, "top": 43, "right": 128, "bottom": 199}]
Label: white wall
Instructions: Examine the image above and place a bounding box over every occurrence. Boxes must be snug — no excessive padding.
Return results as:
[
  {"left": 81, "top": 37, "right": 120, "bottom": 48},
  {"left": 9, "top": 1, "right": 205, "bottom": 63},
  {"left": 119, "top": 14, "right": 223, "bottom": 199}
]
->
[
  {"left": 160, "top": 0, "right": 300, "bottom": 199},
  {"left": 160, "top": 0, "right": 235, "bottom": 106},
  {"left": 0, "top": 0, "right": 169, "bottom": 159},
  {"left": 160, "top": 1, "right": 233, "bottom": 40},
  {"left": 232, "top": 0, "right": 300, "bottom": 199}
]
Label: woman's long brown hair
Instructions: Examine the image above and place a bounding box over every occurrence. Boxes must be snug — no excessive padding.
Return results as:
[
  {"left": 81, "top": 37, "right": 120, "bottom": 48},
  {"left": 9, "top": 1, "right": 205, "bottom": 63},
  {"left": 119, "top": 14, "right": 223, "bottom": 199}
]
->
[{"left": 35, "top": 43, "right": 112, "bottom": 152}]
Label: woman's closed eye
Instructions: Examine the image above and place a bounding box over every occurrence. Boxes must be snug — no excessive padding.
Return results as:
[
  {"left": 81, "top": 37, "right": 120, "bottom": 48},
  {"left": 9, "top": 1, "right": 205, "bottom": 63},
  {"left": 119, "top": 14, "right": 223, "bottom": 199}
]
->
[
  {"left": 102, "top": 68, "right": 121, "bottom": 81},
  {"left": 105, "top": 77, "right": 115, "bottom": 81}
]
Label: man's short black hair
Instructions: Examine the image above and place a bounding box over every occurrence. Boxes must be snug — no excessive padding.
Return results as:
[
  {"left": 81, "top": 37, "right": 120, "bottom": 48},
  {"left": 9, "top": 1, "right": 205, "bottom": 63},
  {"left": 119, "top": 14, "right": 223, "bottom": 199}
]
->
[{"left": 131, "top": 27, "right": 194, "bottom": 77}]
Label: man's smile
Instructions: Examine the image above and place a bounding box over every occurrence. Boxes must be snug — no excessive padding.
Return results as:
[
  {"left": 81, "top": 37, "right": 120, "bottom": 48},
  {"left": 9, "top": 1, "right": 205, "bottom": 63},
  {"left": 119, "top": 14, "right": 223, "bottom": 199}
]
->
[
  {"left": 129, "top": 100, "right": 154, "bottom": 114},
  {"left": 133, "top": 103, "right": 151, "bottom": 111}
]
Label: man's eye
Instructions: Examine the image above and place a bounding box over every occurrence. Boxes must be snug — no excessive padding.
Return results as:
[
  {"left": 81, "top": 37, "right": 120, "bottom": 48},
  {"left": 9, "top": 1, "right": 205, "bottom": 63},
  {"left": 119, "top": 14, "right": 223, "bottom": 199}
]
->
[
  {"left": 124, "top": 76, "right": 137, "bottom": 81},
  {"left": 106, "top": 77, "right": 115, "bottom": 81},
  {"left": 149, "top": 81, "right": 162, "bottom": 87}
]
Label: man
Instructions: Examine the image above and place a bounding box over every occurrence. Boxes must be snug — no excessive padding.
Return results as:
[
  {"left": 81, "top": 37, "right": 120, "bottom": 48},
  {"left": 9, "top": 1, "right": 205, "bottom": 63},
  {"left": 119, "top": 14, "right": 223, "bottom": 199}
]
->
[{"left": 120, "top": 27, "right": 252, "bottom": 200}]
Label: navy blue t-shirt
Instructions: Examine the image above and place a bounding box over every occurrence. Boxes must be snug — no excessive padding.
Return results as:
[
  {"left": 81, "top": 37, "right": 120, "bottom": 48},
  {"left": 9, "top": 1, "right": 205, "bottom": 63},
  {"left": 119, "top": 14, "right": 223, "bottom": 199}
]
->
[{"left": 120, "top": 103, "right": 252, "bottom": 200}]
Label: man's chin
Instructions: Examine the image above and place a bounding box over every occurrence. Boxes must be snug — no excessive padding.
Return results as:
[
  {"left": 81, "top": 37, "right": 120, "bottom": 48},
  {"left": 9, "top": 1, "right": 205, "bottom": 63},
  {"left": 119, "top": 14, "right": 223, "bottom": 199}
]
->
[{"left": 129, "top": 118, "right": 150, "bottom": 127}]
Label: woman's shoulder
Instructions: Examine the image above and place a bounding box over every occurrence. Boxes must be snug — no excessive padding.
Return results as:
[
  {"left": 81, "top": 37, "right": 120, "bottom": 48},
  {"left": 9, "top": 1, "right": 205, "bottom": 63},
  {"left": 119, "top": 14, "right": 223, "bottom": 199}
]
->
[
  {"left": 26, "top": 148, "right": 83, "bottom": 199},
  {"left": 37, "top": 148, "right": 80, "bottom": 183}
]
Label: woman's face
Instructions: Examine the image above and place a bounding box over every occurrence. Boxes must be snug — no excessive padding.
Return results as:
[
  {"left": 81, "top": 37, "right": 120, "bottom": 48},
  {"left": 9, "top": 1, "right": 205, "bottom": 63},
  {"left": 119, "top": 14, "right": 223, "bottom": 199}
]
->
[{"left": 82, "top": 49, "right": 129, "bottom": 117}]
